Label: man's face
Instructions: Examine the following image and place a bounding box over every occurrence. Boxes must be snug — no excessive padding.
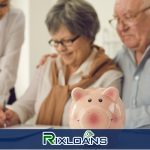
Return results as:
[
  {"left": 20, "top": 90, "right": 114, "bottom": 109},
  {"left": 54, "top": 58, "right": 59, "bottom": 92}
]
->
[
  {"left": 0, "top": 0, "right": 9, "bottom": 19},
  {"left": 114, "top": 0, "right": 150, "bottom": 52}
]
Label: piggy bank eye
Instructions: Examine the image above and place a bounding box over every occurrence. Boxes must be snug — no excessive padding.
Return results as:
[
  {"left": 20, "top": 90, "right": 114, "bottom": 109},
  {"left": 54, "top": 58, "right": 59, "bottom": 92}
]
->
[
  {"left": 98, "top": 98, "right": 103, "bottom": 102},
  {"left": 88, "top": 98, "right": 92, "bottom": 102}
]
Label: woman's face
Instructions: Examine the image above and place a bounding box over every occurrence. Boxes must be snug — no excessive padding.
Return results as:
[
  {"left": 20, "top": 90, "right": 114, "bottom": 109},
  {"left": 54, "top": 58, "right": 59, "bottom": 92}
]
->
[
  {"left": 0, "top": 0, "right": 9, "bottom": 19},
  {"left": 50, "top": 25, "right": 92, "bottom": 68}
]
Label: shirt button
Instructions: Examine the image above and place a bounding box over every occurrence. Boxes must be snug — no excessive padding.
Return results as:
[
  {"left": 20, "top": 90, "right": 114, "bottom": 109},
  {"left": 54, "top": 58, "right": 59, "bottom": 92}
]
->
[
  {"left": 134, "top": 75, "right": 139, "bottom": 81},
  {"left": 132, "top": 99, "right": 136, "bottom": 106}
]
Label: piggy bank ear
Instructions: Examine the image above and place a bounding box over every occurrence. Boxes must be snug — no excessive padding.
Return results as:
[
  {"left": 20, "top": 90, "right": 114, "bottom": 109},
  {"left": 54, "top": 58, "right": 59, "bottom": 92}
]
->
[
  {"left": 103, "top": 87, "right": 119, "bottom": 101},
  {"left": 71, "top": 87, "right": 87, "bottom": 101}
]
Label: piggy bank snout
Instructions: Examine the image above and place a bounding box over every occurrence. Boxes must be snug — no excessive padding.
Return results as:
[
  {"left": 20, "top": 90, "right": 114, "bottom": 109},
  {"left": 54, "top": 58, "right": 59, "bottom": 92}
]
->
[{"left": 80, "top": 107, "right": 111, "bottom": 129}]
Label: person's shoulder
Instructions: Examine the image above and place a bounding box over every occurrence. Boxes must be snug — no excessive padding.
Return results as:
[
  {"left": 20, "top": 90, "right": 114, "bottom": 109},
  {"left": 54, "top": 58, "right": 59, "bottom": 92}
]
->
[
  {"left": 35, "top": 56, "right": 60, "bottom": 79},
  {"left": 116, "top": 46, "right": 126, "bottom": 56},
  {"left": 35, "top": 57, "right": 51, "bottom": 77},
  {"left": 9, "top": 7, "right": 23, "bottom": 15},
  {"left": 8, "top": 7, "right": 25, "bottom": 20},
  {"left": 37, "top": 56, "right": 59, "bottom": 71},
  {"left": 114, "top": 45, "right": 127, "bottom": 62}
]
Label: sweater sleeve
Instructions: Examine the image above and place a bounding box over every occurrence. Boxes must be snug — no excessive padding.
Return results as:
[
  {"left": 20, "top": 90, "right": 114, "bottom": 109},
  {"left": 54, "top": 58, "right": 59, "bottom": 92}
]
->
[{"left": 8, "top": 66, "right": 44, "bottom": 123}]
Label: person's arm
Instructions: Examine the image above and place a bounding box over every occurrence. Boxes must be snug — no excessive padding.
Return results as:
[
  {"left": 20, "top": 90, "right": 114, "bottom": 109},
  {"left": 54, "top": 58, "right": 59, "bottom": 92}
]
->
[
  {"left": 0, "top": 9, "right": 25, "bottom": 98},
  {"left": 8, "top": 65, "right": 45, "bottom": 125},
  {"left": 0, "top": 65, "right": 44, "bottom": 127},
  {"left": 0, "top": 62, "right": 47, "bottom": 127}
]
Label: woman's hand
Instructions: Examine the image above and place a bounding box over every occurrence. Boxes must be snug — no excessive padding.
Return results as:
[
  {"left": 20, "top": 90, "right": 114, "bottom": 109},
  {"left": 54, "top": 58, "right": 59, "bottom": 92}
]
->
[
  {"left": 0, "top": 106, "right": 20, "bottom": 128},
  {"left": 37, "top": 53, "right": 57, "bottom": 68}
]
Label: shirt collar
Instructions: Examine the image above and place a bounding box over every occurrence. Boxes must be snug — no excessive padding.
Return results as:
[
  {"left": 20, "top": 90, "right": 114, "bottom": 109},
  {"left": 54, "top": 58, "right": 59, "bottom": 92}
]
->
[
  {"left": 73, "top": 47, "right": 97, "bottom": 76},
  {"left": 142, "top": 44, "right": 150, "bottom": 58},
  {"left": 124, "top": 44, "right": 150, "bottom": 64}
]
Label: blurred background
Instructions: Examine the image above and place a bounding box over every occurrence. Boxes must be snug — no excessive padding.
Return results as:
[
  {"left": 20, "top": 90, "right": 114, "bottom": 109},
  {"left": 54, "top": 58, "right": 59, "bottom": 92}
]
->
[{"left": 11, "top": 0, "right": 122, "bottom": 98}]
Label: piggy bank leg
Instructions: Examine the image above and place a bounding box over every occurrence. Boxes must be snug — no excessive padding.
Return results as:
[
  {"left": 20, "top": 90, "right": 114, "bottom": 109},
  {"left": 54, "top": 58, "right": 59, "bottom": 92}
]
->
[{"left": 110, "top": 103, "right": 125, "bottom": 129}]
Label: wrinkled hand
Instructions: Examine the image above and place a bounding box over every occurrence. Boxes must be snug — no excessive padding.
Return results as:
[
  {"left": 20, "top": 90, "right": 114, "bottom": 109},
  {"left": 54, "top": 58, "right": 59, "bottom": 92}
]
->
[
  {"left": 37, "top": 53, "right": 57, "bottom": 68},
  {"left": 0, "top": 106, "right": 20, "bottom": 128}
]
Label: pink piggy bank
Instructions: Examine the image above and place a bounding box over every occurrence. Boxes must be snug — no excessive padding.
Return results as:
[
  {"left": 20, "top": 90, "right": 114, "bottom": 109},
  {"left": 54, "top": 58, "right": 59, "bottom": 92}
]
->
[{"left": 69, "top": 87, "right": 125, "bottom": 129}]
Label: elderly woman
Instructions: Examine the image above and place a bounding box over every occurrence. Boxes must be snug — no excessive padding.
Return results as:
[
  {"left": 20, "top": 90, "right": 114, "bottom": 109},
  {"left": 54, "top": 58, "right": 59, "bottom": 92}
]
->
[{"left": 0, "top": 0, "right": 122, "bottom": 127}]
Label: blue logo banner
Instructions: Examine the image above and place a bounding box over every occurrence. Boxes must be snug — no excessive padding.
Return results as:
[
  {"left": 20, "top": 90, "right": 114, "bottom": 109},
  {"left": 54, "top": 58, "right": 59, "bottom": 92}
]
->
[{"left": 0, "top": 129, "right": 150, "bottom": 149}]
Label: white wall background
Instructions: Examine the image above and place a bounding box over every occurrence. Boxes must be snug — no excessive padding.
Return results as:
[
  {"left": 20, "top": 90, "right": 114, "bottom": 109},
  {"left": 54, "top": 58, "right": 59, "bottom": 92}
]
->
[{"left": 11, "top": 0, "right": 122, "bottom": 98}]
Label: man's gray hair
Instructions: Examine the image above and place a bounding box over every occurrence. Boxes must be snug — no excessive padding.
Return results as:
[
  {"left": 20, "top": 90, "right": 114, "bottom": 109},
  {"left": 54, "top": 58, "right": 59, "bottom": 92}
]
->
[{"left": 45, "top": 0, "right": 100, "bottom": 42}]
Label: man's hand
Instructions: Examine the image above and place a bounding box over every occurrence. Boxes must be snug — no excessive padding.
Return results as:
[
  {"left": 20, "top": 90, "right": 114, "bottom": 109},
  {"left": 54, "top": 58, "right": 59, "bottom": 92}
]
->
[{"left": 37, "top": 53, "right": 57, "bottom": 68}]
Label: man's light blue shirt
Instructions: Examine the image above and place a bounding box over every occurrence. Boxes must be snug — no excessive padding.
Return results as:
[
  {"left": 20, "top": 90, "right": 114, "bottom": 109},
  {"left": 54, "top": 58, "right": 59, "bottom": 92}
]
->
[{"left": 115, "top": 45, "right": 150, "bottom": 128}]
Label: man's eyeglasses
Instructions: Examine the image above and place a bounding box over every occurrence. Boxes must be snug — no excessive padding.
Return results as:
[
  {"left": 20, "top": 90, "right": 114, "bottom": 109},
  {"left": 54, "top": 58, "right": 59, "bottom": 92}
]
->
[
  {"left": 49, "top": 35, "right": 80, "bottom": 48},
  {"left": 109, "top": 6, "right": 150, "bottom": 28},
  {"left": 0, "top": 3, "right": 8, "bottom": 8}
]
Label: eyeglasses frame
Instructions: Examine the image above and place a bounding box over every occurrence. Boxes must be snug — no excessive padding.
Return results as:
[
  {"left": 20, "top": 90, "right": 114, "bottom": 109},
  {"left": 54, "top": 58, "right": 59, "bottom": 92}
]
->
[
  {"left": 109, "top": 6, "right": 150, "bottom": 27},
  {"left": 48, "top": 35, "right": 80, "bottom": 48},
  {"left": 0, "top": 3, "right": 8, "bottom": 8}
]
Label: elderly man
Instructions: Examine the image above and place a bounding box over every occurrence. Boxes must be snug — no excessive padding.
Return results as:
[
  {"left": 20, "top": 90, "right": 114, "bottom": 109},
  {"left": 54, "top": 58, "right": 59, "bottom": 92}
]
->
[{"left": 110, "top": 0, "right": 150, "bottom": 128}]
